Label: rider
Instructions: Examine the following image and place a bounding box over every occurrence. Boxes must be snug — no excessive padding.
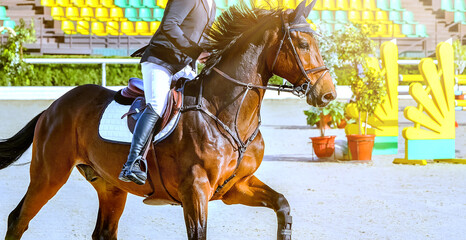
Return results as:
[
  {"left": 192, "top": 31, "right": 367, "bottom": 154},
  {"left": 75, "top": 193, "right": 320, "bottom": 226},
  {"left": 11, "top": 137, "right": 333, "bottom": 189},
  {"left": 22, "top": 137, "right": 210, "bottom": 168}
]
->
[{"left": 119, "top": 0, "right": 216, "bottom": 185}]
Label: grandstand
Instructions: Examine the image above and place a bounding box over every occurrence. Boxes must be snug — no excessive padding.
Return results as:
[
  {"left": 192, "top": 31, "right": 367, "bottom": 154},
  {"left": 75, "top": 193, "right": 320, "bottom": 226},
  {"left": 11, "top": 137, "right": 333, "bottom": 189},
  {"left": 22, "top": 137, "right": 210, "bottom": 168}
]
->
[{"left": 0, "top": 0, "right": 465, "bottom": 56}]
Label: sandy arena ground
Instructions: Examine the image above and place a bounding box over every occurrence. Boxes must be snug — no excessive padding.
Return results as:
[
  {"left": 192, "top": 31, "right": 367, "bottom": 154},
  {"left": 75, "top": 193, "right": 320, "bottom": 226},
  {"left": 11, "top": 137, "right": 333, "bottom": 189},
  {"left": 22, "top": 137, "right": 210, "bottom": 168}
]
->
[{"left": 1, "top": 99, "right": 466, "bottom": 240}]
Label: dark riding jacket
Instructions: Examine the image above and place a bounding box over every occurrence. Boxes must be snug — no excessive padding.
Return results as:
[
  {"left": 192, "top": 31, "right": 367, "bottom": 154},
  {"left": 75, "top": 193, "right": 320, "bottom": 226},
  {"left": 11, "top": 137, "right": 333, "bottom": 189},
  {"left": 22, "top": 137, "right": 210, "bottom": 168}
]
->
[{"left": 134, "top": 0, "right": 216, "bottom": 74}]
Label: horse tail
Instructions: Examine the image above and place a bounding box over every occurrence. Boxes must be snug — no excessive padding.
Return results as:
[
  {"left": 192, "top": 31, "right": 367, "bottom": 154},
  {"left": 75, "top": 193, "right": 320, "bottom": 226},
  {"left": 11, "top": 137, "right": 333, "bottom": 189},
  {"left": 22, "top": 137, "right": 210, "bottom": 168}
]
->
[{"left": 0, "top": 111, "right": 43, "bottom": 170}]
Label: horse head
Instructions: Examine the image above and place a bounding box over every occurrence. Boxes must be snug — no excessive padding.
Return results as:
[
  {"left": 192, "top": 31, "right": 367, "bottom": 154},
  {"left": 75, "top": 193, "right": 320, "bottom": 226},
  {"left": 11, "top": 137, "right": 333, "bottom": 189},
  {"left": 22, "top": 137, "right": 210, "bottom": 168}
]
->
[{"left": 267, "top": 0, "right": 336, "bottom": 107}]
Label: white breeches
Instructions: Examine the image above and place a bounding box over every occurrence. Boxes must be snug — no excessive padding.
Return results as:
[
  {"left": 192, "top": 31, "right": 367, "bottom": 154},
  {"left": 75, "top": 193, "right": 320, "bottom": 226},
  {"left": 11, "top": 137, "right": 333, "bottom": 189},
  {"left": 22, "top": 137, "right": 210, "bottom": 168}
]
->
[{"left": 141, "top": 61, "right": 196, "bottom": 116}]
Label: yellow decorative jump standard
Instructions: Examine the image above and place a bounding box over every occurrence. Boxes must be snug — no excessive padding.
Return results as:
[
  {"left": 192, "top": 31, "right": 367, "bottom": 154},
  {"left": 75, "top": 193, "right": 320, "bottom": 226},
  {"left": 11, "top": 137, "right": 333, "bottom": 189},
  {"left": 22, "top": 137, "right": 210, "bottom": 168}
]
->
[
  {"left": 394, "top": 42, "right": 466, "bottom": 165},
  {"left": 345, "top": 41, "right": 399, "bottom": 155}
]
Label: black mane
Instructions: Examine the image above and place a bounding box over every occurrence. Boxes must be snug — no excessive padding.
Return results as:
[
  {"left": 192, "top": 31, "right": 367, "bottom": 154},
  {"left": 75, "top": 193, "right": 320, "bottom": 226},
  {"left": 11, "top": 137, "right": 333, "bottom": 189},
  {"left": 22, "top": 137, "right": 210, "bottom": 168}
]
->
[{"left": 200, "top": 1, "right": 283, "bottom": 75}]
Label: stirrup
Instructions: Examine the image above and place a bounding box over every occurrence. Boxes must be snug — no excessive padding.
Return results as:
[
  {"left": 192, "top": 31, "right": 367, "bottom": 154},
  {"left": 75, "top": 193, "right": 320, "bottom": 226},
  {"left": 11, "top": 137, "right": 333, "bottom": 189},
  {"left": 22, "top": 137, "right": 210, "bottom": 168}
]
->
[{"left": 119, "top": 156, "right": 148, "bottom": 185}]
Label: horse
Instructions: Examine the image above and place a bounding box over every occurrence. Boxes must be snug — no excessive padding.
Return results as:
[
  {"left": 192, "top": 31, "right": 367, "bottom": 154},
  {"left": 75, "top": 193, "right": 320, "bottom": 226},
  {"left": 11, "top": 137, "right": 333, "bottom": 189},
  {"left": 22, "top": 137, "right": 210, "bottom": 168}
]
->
[{"left": 0, "top": 1, "right": 336, "bottom": 240}]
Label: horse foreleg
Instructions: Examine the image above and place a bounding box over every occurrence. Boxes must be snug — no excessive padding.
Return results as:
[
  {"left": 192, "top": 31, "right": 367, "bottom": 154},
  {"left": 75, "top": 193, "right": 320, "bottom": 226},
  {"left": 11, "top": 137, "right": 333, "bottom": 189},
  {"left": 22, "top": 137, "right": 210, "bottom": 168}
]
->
[
  {"left": 179, "top": 165, "right": 210, "bottom": 240},
  {"left": 89, "top": 176, "right": 128, "bottom": 240},
  {"left": 221, "top": 175, "right": 292, "bottom": 240}
]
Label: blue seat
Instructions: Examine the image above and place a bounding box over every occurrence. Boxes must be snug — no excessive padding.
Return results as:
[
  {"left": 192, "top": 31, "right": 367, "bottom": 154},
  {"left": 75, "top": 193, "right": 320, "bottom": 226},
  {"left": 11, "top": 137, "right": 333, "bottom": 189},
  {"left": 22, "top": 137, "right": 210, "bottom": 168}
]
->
[
  {"left": 334, "top": 11, "right": 348, "bottom": 23},
  {"left": 388, "top": 11, "right": 402, "bottom": 24},
  {"left": 2, "top": 20, "right": 16, "bottom": 33},
  {"left": 115, "top": 0, "right": 130, "bottom": 8},
  {"left": 441, "top": 0, "right": 454, "bottom": 11},
  {"left": 454, "top": 11, "right": 466, "bottom": 24},
  {"left": 401, "top": 23, "right": 415, "bottom": 37},
  {"left": 0, "top": 6, "right": 10, "bottom": 20},
  {"left": 377, "top": 0, "right": 389, "bottom": 10},
  {"left": 389, "top": 0, "right": 404, "bottom": 11},
  {"left": 402, "top": 11, "right": 416, "bottom": 24},
  {"left": 153, "top": 7, "right": 164, "bottom": 21},
  {"left": 321, "top": 10, "right": 335, "bottom": 23},
  {"left": 455, "top": 0, "right": 466, "bottom": 12},
  {"left": 308, "top": 11, "right": 320, "bottom": 22},
  {"left": 125, "top": 7, "right": 141, "bottom": 21},
  {"left": 415, "top": 24, "right": 428, "bottom": 37}
]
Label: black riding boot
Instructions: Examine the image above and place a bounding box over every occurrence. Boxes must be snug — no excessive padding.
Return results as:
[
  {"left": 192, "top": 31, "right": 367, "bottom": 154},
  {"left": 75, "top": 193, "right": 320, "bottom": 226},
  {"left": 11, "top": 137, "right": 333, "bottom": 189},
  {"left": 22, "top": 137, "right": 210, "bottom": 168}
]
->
[{"left": 119, "top": 104, "right": 160, "bottom": 185}]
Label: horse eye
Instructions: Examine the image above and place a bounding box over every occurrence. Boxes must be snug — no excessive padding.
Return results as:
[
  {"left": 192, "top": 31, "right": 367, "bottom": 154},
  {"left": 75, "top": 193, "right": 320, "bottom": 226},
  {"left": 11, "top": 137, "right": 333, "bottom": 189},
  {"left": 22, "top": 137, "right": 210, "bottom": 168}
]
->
[{"left": 299, "top": 41, "right": 310, "bottom": 49}]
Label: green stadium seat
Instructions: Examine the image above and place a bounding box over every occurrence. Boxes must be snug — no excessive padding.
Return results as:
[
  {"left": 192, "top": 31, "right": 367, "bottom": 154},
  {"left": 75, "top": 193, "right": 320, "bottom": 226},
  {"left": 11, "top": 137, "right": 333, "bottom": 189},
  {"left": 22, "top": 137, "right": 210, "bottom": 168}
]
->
[
  {"left": 0, "top": 6, "right": 9, "bottom": 20},
  {"left": 139, "top": 8, "right": 155, "bottom": 21},
  {"left": 125, "top": 7, "right": 140, "bottom": 21},
  {"left": 389, "top": 0, "right": 404, "bottom": 11},
  {"left": 308, "top": 11, "right": 320, "bottom": 22},
  {"left": 321, "top": 0, "right": 336, "bottom": 10},
  {"left": 72, "top": 0, "right": 86, "bottom": 7},
  {"left": 101, "top": 0, "right": 116, "bottom": 7},
  {"left": 91, "top": 21, "right": 106, "bottom": 35},
  {"left": 65, "top": 7, "right": 80, "bottom": 21},
  {"left": 51, "top": 7, "right": 65, "bottom": 20},
  {"left": 3, "top": 20, "right": 16, "bottom": 29},
  {"left": 348, "top": 10, "right": 361, "bottom": 22},
  {"left": 454, "top": 11, "right": 466, "bottom": 23},
  {"left": 441, "top": 0, "right": 454, "bottom": 11},
  {"left": 129, "top": 0, "right": 144, "bottom": 8},
  {"left": 402, "top": 11, "right": 416, "bottom": 24},
  {"left": 110, "top": 7, "right": 126, "bottom": 21},
  {"left": 41, "top": 0, "right": 56, "bottom": 7},
  {"left": 455, "top": 0, "right": 466, "bottom": 12},
  {"left": 150, "top": 21, "right": 160, "bottom": 33},
  {"left": 106, "top": 21, "right": 120, "bottom": 35},
  {"left": 153, "top": 7, "right": 164, "bottom": 21},
  {"left": 401, "top": 23, "right": 415, "bottom": 36},
  {"left": 388, "top": 11, "right": 402, "bottom": 24},
  {"left": 376, "top": 0, "right": 389, "bottom": 10},
  {"left": 321, "top": 10, "right": 335, "bottom": 23},
  {"left": 80, "top": 7, "right": 94, "bottom": 21},
  {"left": 95, "top": 7, "right": 110, "bottom": 21},
  {"left": 115, "top": 0, "right": 130, "bottom": 8},
  {"left": 415, "top": 24, "right": 428, "bottom": 37},
  {"left": 363, "top": 0, "right": 376, "bottom": 10},
  {"left": 86, "top": 0, "right": 102, "bottom": 7},
  {"left": 77, "top": 21, "right": 90, "bottom": 34},
  {"left": 361, "top": 10, "right": 374, "bottom": 22},
  {"left": 334, "top": 10, "right": 348, "bottom": 23},
  {"left": 136, "top": 21, "right": 151, "bottom": 35},
  {"left": 375, "top": 10, "right": 389, "bottom": 23},
  {"left": 157, "top": 0, "right": 167, "bottom": 8},
  {"left": 121, "top": 21, "right": 138, "bottom": 35},
  {"left": 349, "top": 0, "right": 362, "bottom": 10},
  {"left": 56, "top": 0, "right": 72, "bottom": 7},
  {"left": 143, "top": 0, "right": 157, "bottom": 8},
  {"left": 61, "top": 20, "right": 76, "bottom": 34},
  {"left": 335, "top": 0, "right": 349, "bottom": 10}
]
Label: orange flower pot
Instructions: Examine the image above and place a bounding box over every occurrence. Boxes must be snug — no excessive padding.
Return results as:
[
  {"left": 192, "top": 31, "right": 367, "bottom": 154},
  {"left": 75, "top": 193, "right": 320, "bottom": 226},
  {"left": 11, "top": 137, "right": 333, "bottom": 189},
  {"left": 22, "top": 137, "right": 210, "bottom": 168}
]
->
[
  {"left": 310, "top": 135, "right": 336, "bottom": 158},
  {"left": 346, "top": 134, "right": 375, "bottom": 160}
]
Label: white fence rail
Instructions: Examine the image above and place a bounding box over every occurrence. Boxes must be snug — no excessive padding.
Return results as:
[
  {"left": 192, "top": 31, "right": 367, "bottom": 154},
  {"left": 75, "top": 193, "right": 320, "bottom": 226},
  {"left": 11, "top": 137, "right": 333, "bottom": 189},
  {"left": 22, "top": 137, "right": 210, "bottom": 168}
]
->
[{"left": 0, "top": 58, "right": 447, "bottom": 101}]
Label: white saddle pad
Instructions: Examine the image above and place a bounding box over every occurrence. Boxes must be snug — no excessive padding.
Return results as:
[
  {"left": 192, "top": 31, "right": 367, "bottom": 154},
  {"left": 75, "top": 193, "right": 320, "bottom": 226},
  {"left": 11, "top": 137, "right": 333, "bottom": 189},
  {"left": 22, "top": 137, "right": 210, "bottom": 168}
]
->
[{"left": 99, "top": 101, "right": 180, "bottom": 144}]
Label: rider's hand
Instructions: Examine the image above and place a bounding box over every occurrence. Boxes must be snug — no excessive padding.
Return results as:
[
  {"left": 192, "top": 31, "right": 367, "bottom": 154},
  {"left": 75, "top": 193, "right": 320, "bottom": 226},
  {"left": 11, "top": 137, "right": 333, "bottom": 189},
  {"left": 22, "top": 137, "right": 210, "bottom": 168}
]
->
[{"left": 197, "top": 52, "right": 210, "bottom": 64}]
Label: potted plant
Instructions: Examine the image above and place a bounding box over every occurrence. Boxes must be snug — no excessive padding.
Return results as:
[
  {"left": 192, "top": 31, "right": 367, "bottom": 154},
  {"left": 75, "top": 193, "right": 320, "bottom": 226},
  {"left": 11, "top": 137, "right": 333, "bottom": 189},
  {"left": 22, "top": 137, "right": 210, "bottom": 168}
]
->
[
  {"left": 323, "top": 23, "right": 385, "bottom": 160},
  {"left": 347, "top": 64, "right": 386, "bottom": 160},
  {"left": 304, "top": 101, "right": 346, "bottom": 158}
]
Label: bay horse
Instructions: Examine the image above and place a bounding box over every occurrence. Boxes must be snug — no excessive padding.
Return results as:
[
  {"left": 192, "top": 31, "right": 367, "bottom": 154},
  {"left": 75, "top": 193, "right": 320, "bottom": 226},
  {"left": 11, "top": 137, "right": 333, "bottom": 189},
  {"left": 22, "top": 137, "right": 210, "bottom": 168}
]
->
[{"left": 0, "top": 1, "right": 335, "bottom": 239}]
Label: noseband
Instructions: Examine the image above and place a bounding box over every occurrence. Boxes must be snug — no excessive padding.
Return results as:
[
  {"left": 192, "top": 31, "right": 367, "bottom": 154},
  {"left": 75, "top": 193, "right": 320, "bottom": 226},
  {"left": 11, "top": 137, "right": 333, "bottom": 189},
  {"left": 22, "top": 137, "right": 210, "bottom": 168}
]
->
[{"left": 270, "top": 13, "right": 329, "bottom": 98}]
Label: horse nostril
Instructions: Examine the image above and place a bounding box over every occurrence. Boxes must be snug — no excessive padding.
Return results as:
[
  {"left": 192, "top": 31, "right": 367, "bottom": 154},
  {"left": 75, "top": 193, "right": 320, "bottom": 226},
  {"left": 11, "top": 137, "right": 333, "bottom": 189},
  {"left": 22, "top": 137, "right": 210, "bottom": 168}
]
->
[{"left": 321, "top": 92, "right": 336, "bottom": 102}]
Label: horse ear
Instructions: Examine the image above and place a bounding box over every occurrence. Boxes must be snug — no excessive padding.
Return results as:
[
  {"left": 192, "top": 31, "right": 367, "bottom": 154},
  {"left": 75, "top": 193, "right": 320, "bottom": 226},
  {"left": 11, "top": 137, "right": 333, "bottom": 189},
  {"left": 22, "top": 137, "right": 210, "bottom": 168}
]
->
[{"left": 290, "top": 0, "right": 316, "bottom": 23}]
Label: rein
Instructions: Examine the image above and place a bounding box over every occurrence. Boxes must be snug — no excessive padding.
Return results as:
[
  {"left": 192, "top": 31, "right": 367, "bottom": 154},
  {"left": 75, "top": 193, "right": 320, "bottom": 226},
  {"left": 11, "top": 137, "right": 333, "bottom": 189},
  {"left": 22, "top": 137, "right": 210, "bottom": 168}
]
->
[{"left": 181, "top": 14, "right": 329, "bottom": 194}]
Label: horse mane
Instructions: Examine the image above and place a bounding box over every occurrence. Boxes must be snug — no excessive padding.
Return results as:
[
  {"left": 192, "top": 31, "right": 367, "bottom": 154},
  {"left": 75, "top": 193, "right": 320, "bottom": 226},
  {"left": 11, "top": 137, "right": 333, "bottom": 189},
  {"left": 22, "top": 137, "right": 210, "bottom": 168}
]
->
[{"left": 200, "top": 1, "right": 283, "bottom": 76}]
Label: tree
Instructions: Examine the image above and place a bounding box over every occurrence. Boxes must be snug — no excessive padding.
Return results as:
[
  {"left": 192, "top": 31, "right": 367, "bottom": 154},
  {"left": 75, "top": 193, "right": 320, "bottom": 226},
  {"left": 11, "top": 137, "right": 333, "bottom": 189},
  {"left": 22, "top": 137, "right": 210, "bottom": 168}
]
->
[{"left": 0, "top": 19, "right": 36, "bottom": 86}]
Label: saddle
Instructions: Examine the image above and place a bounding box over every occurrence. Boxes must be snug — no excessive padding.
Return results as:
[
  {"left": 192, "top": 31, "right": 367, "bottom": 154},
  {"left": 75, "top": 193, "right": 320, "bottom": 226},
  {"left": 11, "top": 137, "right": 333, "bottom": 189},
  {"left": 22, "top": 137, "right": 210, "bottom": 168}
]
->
[{"left": 116, "top": 77, "right": 183, "bottom": 135}]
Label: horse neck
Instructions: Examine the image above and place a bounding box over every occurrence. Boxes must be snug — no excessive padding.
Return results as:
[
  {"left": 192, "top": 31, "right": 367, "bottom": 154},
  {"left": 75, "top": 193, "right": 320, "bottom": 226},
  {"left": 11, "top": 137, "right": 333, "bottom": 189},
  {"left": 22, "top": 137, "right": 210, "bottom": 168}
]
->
[{"left": 202, "top": 41, "right": 272, "bottom": 141}]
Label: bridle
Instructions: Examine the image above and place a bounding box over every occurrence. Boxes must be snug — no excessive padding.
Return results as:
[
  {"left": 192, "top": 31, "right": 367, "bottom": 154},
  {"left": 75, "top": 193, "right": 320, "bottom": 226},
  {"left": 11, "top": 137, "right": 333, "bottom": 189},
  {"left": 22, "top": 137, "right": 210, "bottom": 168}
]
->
[
  {"left": 270, "top": 12, "right": 329, "bottom": 98},
  {"left": 182, "top": 13, "right": 330, "bottom": 194}
]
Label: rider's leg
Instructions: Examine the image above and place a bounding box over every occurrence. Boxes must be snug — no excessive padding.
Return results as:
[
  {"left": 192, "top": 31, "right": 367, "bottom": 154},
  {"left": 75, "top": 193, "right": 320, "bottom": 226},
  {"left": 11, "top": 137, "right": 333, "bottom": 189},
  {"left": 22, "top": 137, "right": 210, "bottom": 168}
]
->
[{"left": 119, "top": 62, "right": 172, "bottom": 185}]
